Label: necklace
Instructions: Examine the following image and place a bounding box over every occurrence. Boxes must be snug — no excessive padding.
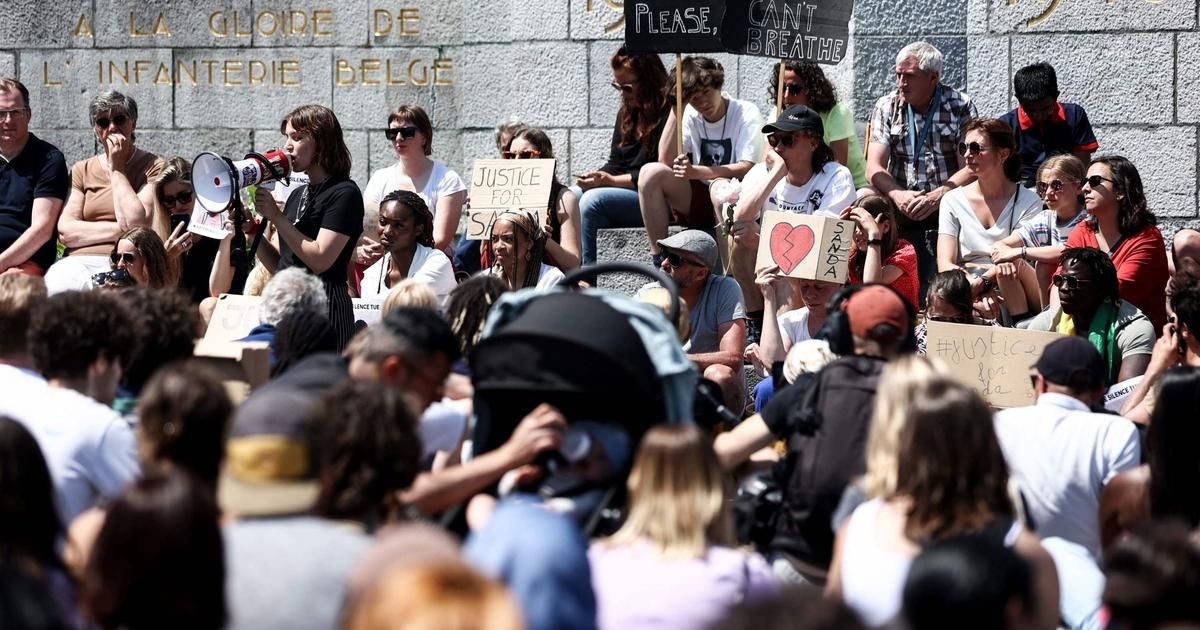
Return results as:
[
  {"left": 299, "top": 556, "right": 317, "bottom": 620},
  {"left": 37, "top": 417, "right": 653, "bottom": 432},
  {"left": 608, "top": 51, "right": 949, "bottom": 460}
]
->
[
  {"left": 294, "top": 178, "right": 328, "bottom": 225},
  {"left": 700, "top": 97, "right": 729, "bottom": 142}
]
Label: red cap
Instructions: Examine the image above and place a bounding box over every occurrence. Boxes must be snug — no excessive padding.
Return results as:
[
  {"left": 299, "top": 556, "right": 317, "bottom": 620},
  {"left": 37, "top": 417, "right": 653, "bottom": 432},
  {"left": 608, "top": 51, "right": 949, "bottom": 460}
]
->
[{"left": 845, "top": 285, "right": 909, "bottom": 339}]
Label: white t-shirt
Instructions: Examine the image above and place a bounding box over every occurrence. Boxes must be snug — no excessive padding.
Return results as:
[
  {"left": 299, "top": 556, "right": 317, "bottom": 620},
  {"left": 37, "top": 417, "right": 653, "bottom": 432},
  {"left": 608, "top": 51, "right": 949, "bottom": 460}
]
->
[
  {"left": 778, "top": 307, "right": 814, "bottom": 347},
  {"left": 0, "top": 365, "right": 139, "bottom": 523},
  {"left": 359, "top": 244, "right": 457, "bottom": 307},
  {"left": 938, "top": 185, "right": 1043, "bottom": 265},
  {"left": 681, "top": 95, "right": 764, "bottom": 183},
  {"left": 363, "top": 161, "right": 467, "bottom": 216},
  {"left": 743, "top": 160, "right": 856, "bottom": 218},
  {"left": 488, "top": 263, "right": 564, "bottom": 290},
  {"left": 994, "top": 393, "right": 1140, "bottom": 558}
]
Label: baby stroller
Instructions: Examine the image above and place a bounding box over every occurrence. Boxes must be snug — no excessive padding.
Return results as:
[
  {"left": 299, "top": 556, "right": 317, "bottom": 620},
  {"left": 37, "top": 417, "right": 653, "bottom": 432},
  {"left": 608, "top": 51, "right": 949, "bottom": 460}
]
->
[{"left": 467, "top": 262, "right": 697, "bottom": 535}]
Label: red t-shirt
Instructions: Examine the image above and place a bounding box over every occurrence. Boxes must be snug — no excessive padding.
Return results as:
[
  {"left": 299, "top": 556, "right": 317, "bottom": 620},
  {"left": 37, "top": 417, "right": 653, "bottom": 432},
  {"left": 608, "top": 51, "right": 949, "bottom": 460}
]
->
[
  {"left": 1065, "top": 222, "right": 1169, "bottom": 332},
  {"left": 848, "top": 238, "right": 920, "bottom": 310}
]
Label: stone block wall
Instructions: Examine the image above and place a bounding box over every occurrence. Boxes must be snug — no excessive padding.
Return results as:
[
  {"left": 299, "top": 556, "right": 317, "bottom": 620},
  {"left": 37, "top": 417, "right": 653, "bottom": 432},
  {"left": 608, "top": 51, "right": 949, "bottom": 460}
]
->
[{"left": 2, "top": 0, "right": 1196, "bottom": 238}]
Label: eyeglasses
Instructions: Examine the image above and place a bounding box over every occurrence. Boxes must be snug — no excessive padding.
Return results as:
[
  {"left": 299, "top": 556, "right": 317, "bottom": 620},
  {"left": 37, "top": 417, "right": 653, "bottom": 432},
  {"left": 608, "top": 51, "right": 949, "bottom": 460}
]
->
[
  {"left": 0, "top": 108, "right": 28, "bottom": 121},
  {"left": 767, "top": 134, "right": 796, "bottom": 148},
  {"left": 665, "top": 251, "right": 703, "bottom": 268},
  {"left": 782, "top": 83, "right": 805, "bottom": 96},
  {"left": 1082, "top": 174, "right": 1117, "bottom": 189},
  {"left": 94, "top": 114, "right": 129, "bottom": 129},
  {"left": 92, "top": 268, "right": 132, "bottom": 287},
  {"left": 610, "top": 81, "right": 636, "bottom": 93},
  {"left": 159, "top": 189, "right": 193, "bottom": 209},
  {"left": 1052, "top": 274, "right": 1091, "bottom": 290},
  {"left": 1035, "top": 179, "right": 1071, "bottom": 196},
  {"left": 957, "top": 141, "right": 989, "bottom": 156},
  {"left": 384, "top": 126, "right": 419, "bottom": 141},
  {"left": 501, "top": 149, "right": 542, "bottom": 160},
  {"left": 110, "top": 252, "right": 137, "bottom": 265},
  {"left": 928, "top": 313, "right": 972, "bottom": 324}
]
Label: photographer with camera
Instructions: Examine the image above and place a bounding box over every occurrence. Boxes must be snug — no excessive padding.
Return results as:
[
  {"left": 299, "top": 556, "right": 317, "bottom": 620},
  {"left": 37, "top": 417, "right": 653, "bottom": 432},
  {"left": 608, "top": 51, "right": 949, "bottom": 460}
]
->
[{"left": 713, "top": 284, "right": 916, "bottom": 584}]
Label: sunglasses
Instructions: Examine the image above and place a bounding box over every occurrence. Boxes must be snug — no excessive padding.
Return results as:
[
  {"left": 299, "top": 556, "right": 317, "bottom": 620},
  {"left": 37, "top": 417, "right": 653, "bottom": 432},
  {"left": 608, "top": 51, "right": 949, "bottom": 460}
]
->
[
  {"left": 1035, "top": 179, "right": 1071, "bottom": 196},
  {"left": 1052, "top": 274, "right": 1091, "bottom": 290},
  {"left": 610, "top": 81, "right": 636, "bottom": 93},
  {"left": 665, "top": 251, "right": 703, "bottom": 268},
  {"left": 782, "top": 83, "right": 805, "bottom": 96},
  {"left": 159, "top": 189, "right": 193, "bottom": 209},
  {"left": 1082, "top": 174, "right": 1117, "bottom": 189},
  {"left": 767, "top": 133, "right": 797, "bottom": 148},
  {"left": 92, "top": 268, "right": 132, "bottom": 287},
  {"left": 928, "top": 313, "right": 972, "bottom": 324},
  {"left": 501, "top": 149, "right": 542, "bottom": 160},
  {"left": 94, "top": 114, "right": 129, "bottom": 128},
  {"left": 110, "top": 252, "right": 137, "bottom": 265},
  {"left": 384, "top": 126, "right": 419, "bottom": 141},
  {"left": 957, "top": 141, "right": 989, "bottom": 156}
]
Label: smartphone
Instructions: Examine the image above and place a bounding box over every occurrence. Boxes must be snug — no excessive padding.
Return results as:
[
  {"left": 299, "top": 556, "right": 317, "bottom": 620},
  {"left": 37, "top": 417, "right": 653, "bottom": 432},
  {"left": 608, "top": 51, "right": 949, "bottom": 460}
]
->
[{"left": 169, "top": 213, "right": 190, "bottom": 231}]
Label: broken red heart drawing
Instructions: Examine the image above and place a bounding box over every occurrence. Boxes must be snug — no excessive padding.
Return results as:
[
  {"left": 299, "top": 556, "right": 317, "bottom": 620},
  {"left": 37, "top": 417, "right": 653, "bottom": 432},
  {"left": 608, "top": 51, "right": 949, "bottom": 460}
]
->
[{"left": 769, "top": 223, "right": 815, "bottom": 274}]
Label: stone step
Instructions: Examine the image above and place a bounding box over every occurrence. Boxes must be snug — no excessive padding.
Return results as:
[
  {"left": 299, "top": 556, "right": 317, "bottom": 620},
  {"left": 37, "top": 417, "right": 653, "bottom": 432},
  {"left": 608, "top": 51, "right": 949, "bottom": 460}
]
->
[{"left": 594, "top": 226, "right": 681, "bottom": 295}]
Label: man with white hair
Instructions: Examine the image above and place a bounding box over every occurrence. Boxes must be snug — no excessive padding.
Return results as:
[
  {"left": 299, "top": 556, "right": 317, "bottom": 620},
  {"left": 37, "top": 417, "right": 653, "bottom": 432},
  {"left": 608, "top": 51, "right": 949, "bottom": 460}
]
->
[
  {"left": 866, "top": 41, "right": 977, "bottom": 305},
  {"left": 239, "top": 267, "right": 329, "bottom": 361}
]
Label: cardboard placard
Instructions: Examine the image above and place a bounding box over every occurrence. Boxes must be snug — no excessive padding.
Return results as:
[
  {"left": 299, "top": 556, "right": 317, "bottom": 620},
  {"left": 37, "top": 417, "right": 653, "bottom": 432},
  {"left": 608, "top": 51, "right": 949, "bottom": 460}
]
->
[
  {"left": 187, "top": 205, "right": 230, "bottom": 240},
  {"left": 623, "top": 0, "right": 726, "bottom": 53},
  {"left": 464, "top": 208, "right": 541, "bottom": 241},
  {"left": 352, "top": 298, "right": 384, "bottom": 327},
  {"left": 192, "top": 338, "right": 271, "bottom": 404},
  {"left": 204, "top": 294, "right": 262, "bottom": 342},
  {"left": 925, "top": 322, "right": 1065, "bottom": 408},
  {"left": 719, "top": 0, "right": 854, "bottom": 64},
  {"left": 755, "top": 210, "right": 853, "bottom": 283},
  {"left": 468, "top": 159, "right": 556, "bottom": 211}
]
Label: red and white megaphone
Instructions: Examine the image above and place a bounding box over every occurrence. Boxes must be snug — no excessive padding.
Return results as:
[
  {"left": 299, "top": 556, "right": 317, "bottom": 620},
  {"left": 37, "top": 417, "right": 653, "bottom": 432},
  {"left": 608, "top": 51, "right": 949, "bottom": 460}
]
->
[{"left": 192, "top": 149, "right": 292, "bottom": 214}]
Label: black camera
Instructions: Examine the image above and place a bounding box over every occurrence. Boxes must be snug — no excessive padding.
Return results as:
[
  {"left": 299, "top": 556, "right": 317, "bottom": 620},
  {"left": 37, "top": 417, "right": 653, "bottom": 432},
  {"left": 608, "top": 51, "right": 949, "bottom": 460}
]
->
[{"left": 92, "top": 268, "right": 133, "bottom": 288}]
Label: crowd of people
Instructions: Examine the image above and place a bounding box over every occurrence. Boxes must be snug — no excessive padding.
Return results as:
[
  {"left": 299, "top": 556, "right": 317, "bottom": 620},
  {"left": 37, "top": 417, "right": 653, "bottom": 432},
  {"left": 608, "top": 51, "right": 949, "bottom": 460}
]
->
[{"left": 1, "top": 36, "right": 1200, "bottom": 630}]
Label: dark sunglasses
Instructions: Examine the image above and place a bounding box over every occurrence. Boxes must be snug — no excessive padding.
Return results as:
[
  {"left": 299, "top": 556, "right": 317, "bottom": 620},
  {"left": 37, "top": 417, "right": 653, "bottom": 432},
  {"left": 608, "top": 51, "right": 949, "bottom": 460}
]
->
[
  {"left": 110, "top": 252, "right": 137, "bottom": 265},
  {"left": 782, "top": 83, "right": 805, "bottom": 96},
  {"left": 610, "top": 81, "right": 636, "bottom": 93},
  {"left": 384, "top": 126, "right": 419, "bottom": 141},
  {"left": 665, "top": 251, "right": 703, "bottom": 268},
  {"left": 159, "top": 189, "right": 193, "bottom": 209},
  {"left": 1082, "top": 174, "right": 1117, "bottom": 189},
  {"left": 1052, "top": 274, "right": 1091, "bottom": 290},
  {"left": 957, "top": 141, "right": 989, "bottom": 156},
  {"left": 501, "top": 149, "right": 542, "bottom": 160},
  {"left": 767, "top": 133, "right": 796, "bottom": 148},
  {"left": 92, "top": 268, "right": 132, "bottom": 287},
  {"left": 1035, "top": 179, "right": 1071, "bottom": 196},
  {"left": 94, "top": 114, "right": 129, "bottom": 128},
  {"left": 928, "top": 313, "right": 972, "bottom": 324}
]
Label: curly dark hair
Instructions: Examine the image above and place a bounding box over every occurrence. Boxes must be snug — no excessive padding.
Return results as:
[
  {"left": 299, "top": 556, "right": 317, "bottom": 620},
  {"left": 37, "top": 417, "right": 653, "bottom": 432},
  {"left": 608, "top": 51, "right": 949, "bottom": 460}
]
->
[
  {"left": 768, "top": 61, "right": 837, "bottom": 113},
  {"left": 311, "top": 380, "right": 422, "bottom": 525},
  {"left": 30, "top": 291, "right": 135, "bottom": 381},
  {"left": 445, "top": 275, "right": 508, "bottom": 360},
  {"left": 136, "top": 362, "right": 232, "bottom": 490},
  {"left": 1087, "top": 155, "right": 1157, "bottom": 237},
  {"left": 111, "top": 287, "right": 198, "bottom": 394},
  {"left": 380, "top": 189, "right": 435, "bottom": 249},
  {"left": 1060, "top": 247, "right": 1120, "bottom": 303},
  {"left": 611, "top": 46, "right": 671, "bottom": 149},
  {"left": 1171, "top": 270, "right": 1200, "bottom": 340},
  {"left": 676, "top": 56, "right": 725, "bottom": 99},
  {"left": 895, "top": 378, "right": 1014, "bottom": 542}
]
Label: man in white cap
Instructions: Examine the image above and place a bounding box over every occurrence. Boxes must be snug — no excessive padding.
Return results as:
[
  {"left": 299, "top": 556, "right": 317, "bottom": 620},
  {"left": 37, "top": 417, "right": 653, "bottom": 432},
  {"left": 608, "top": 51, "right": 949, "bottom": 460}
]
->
[{"left": 642, "top": 228, "right": 746, "bottom": 414}]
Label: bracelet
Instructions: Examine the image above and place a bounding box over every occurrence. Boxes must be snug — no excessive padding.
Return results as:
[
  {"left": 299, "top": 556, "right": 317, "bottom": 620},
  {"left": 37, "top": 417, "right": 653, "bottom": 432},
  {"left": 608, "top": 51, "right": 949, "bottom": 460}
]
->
[
  {"left": 867, "top": 238, "right": 883, "bottom": 246},
  {"left": 1021, "top": 246, "right": 1027, "bottom": 261}
]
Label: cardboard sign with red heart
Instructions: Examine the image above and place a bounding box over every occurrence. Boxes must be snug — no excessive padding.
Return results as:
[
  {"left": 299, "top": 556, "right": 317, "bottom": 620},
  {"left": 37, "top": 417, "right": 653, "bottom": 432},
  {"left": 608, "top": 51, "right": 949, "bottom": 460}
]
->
[{"left": 755, "top": 210, "right": 854, "bottom": 283}]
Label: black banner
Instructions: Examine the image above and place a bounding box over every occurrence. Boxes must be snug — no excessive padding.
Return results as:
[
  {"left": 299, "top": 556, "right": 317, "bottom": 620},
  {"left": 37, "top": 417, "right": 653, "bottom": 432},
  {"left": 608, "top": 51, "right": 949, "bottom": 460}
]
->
[
  {"left": 719, "top": 0, "right": 853, "bottom": 64},
  {"left": 623, "top": 0, "right": 727, "bottom": 54}
]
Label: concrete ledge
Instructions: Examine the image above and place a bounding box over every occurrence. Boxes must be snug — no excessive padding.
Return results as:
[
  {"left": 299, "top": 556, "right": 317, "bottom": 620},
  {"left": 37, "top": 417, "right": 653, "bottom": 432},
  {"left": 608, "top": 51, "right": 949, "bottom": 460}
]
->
[{"left": 593, "top": 226, "right": 680, "bottom": 295}]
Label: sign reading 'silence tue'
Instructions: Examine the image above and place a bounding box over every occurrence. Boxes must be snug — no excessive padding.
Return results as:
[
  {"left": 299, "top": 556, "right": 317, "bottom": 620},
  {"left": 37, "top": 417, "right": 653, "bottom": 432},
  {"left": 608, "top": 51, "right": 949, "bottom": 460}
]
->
[
  {"left": 720, "top": 0, "right": 854, "bottom": 64},
  {"left": 623, "top": 0, "right": 727, "bottom": 53}
]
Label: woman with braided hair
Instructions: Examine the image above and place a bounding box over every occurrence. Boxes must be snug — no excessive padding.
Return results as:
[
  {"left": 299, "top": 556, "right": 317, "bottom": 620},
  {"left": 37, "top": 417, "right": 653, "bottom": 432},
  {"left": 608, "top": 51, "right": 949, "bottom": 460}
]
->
[
  {"left": 360, "top": 189, "right": 457, "bottom": 307},
  {"left": 484, "top": 211, "right": 564, "bottom": 291}
]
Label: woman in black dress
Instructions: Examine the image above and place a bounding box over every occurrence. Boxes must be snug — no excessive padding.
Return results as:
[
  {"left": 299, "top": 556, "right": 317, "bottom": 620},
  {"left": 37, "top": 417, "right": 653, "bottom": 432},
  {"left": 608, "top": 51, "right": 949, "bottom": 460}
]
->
[{"left": 254, "top": 104, "right": 363, "bottom": 349}]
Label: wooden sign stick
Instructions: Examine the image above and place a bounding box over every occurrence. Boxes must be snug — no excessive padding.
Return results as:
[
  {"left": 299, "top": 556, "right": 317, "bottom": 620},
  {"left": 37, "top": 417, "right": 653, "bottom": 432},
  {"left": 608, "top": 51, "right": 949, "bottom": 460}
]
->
[
  {"left": 675, "top": 53, "right": 684, "bottom": 156},
  {"left": 775, "top": 59, "right": 785, "bottom": 119}
]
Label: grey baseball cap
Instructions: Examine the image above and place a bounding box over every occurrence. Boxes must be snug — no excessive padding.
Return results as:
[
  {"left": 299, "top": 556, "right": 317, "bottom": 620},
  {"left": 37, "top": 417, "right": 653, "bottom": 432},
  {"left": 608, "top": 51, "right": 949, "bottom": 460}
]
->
[{"left": 657, "top": 229, "right": 718, "bottom": 269}]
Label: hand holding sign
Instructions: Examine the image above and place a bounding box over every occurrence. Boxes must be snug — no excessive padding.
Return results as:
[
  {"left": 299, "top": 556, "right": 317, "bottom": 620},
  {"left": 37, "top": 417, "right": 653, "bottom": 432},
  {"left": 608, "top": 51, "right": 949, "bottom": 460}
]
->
[{"left": 755, "top": 211, "right": 853, "bottom": 283}]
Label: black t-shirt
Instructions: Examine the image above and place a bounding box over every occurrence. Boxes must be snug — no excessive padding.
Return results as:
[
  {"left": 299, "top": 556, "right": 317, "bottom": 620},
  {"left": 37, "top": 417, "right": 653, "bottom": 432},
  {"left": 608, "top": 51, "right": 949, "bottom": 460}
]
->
[
  {"left": 278, "top": 176, "right": 363, "bottom": 287},
  {"left": 599, "top": 112, "right": 669, "bottom": 188},
  {"left": 178, "top": 234, "right": 221, "bottom": 303},
  {"left": 0, "top": 133, "right": 69, "bottom": 270}
]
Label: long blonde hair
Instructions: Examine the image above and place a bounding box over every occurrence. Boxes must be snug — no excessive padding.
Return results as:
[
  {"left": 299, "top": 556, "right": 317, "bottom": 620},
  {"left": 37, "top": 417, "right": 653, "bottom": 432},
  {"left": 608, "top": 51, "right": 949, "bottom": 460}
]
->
[
  {"left": 863, "top": 355, "right": 952, "bottom": 498},
  {"left": 150, "top": 157, "right": 191, "bottom": 242},
  {"left": 607, "top": 424, "right": 733, "bottom": 559}
]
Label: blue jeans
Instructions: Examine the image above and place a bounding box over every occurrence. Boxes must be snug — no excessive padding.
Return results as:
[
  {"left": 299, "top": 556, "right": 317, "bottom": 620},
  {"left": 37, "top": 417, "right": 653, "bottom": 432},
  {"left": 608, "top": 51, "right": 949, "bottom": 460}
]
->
[
  {"left": 753, "top": 378, "right": 775, "bottom": 413},
  {"left": 576, "top": 186, "right": 643, "bottom": 264}
]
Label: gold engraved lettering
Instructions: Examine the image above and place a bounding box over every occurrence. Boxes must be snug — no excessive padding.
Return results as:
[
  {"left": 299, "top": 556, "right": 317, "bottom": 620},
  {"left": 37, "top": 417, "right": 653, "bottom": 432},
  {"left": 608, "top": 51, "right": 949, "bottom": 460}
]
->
[
  {"left": 289, "top": 11, "right": 308, "bottom": 35},
  {"left": 256, "top": 11, "right": 279, "bottom": 36},
  {"left": 154, "top": 63, "right": 172, "bottom": 85},
  {"left": 176, "top": 60, "right": 198, "bottom": 86},
  {"left": 335, "top": 59, "right": 355, "bottom": 86},
  {"left": 398, "top": 8, "right": 419, "bottom": 35},
  {"left": 201, "top": 60, "right": 219, "bottom": 84},
  {"left": 1008, "top": 0, "right": 1164, "bottom": 26},
  {"left": 372, "top": 9, "right": 392, "bottom": 36},
  {"left": 73, "top": 14, "right": 93, "bottom": 38},
  {"left": 407, "top": 59, "right": 429, "bottom": 86},
  {"left": 223, "top": 60, "right": 244, "bottom": 86},
  {"left": 372, "top": 8, "right": 420, "bottom": 37},
  {"left": 585, "top": 0, "right": 625, "bottom": 33},
  {"left": 279, "top": 60, "right": 300, "bottom": 86},
  {"left": 432, "top": 58, "right": 453, "bottom": 86},
  {"left": 107, "top": 61, "right": 130, "bottom": 85},
  {"left": 247, "top": 60, "right": 268, "bottom": 85},
  {"left": 42, "top": 61, "right": 63, "bottom": 87},
  {"left": 133, "top": 59, "right": 152, "bottom": 84},
  {"left": 313, "top": 10, "right": 333, "bottom": 35},
  {"left": 359, "top": 59, "right": 382, "bottom": 85}
]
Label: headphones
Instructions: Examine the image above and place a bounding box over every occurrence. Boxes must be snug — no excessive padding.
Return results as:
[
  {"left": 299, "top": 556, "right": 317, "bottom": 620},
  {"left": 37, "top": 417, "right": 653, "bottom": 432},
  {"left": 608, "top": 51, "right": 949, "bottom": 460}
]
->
[{"left": 818, "top": 282, "right": 917, "bottom": 356}]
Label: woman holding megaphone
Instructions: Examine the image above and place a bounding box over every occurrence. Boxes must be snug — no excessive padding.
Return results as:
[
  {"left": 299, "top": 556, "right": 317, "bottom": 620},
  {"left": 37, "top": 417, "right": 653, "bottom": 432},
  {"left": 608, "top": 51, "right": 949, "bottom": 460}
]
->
[{"left": 253, "top": 104, "right": 364, "bottom": 350}]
